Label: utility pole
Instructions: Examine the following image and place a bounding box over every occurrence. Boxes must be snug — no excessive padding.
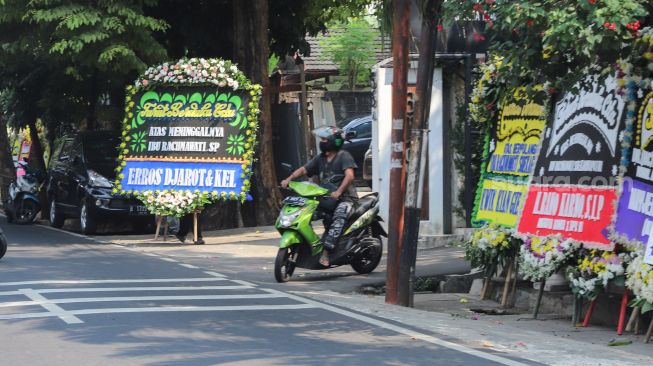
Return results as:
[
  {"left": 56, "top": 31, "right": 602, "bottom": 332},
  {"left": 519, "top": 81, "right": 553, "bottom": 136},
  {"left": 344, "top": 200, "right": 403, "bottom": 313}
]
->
[
  {"left": 386, "top": 0, "right": 411, "bottom": 305},
  {"left": 397, "top": 0, "right": 440, "bottom": 307},
  {"left": 296, "top": 55, "right": 313, "bottom": 161}
]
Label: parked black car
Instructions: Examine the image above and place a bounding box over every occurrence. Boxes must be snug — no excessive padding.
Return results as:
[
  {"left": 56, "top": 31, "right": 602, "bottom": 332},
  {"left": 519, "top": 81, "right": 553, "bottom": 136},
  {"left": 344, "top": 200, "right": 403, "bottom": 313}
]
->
[
  {"left": 340, "top": 115, "right": 372, "bottom": 184},
  {"left": 46, "top": 132, "right": 152, "bottom": 234}
]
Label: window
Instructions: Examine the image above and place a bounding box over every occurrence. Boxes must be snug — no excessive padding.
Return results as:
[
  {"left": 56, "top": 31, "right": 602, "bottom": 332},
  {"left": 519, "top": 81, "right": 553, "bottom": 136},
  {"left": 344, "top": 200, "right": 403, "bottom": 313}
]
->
[{"left": 351, "top": 120, "right": 372, "bottom": 139}]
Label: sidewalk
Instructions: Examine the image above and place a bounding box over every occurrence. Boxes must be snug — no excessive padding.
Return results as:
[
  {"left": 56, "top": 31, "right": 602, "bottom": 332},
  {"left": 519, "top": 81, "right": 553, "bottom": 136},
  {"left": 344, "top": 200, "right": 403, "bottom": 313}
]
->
[{"left": 99, "top": 225, "right": 653, "bottom": 365}]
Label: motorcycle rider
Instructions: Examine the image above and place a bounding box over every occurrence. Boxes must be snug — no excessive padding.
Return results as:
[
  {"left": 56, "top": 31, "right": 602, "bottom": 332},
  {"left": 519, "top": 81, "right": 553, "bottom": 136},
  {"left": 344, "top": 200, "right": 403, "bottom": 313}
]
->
[{"left": 280, "top": 126, "right": 357, "bottom": 267}]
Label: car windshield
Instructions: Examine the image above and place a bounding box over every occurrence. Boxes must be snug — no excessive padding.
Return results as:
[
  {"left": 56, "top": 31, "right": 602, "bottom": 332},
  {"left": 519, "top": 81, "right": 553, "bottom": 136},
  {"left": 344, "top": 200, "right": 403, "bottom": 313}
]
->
[{"left": 83, "top": 138, "right": 120, "bottom": 179}]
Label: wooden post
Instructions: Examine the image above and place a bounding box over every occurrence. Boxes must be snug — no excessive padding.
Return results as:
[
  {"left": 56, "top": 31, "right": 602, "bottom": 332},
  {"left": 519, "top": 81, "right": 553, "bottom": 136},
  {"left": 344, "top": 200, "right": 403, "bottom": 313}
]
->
[
  {"left": 154, "top": 216, "right": 164, "bottom": 240},
  {"left": 625, "top": 306, "right": 640, "bottom": 333},
  {"left": 533, "top": 280, "right": 545, "bottom": 319},
  {"left": 501, "top": 260, "right": 514, "bottom": 308},
  {"left": 509, "top": 261, "right": 519, "bottom": 307},
  {"left": 582, "top": 299, "right": 596, "bottom": 327},
  {"left": 193, "top": 211, "right": 199, "bottom": 243},
  {"left": 617, "top": 289, "right": 629, "bottom": 336},
  {"left": 645, "top": 317, "right": 653, "bottom": 343},
  {"left": 163, "top": 220, "right": 169, "bottom": 242},
  {"left": 480, "top": 265, "right": 495, "bottom": 300}
]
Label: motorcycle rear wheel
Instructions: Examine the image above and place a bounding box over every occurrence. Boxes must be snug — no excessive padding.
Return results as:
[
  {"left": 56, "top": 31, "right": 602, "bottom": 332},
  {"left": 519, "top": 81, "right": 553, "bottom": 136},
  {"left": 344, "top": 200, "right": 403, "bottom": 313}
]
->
[
  {"left": 0, "top": 233, "right": 6, "bottom": 259},
  {"left": 274, "top": 247, "right": 297, "bottom": 283},
  {"left": 14, "top": 200, "right": 38, "bottom": 225},
  {"left": 351, "top": 236, "right": 383, "bottom": 274}
]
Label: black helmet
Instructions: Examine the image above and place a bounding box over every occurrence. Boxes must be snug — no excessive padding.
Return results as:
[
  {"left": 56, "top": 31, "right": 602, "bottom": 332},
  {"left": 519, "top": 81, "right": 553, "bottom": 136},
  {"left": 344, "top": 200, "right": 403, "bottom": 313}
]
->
[{"left": 313, "top": 126, "right": 344, "bottom": 153}]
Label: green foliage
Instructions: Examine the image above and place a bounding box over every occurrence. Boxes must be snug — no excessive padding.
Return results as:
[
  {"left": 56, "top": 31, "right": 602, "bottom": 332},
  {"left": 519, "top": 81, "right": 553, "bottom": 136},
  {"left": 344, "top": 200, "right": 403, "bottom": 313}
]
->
[
  {"left": 26, "top": 0, "right": 168, "bottom": 71},
  {"left": 319, "top": 19, "right": 379, "bottom": 90},
  {"left": 442, "top": 0, "right": 649, "bottom": 102}
]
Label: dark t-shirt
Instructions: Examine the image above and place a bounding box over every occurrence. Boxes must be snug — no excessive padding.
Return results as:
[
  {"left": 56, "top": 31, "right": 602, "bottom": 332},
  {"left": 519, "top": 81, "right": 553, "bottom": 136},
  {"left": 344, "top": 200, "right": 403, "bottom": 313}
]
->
[{"left": 304, "top": 150, "right": 358, "bottom": 199}]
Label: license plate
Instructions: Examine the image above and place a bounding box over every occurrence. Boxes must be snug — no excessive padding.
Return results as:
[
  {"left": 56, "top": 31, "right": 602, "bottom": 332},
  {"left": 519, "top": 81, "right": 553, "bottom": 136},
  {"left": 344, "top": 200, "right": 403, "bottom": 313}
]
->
[{"left": 129, "top": 205, "right": 149, "bottom": 215}]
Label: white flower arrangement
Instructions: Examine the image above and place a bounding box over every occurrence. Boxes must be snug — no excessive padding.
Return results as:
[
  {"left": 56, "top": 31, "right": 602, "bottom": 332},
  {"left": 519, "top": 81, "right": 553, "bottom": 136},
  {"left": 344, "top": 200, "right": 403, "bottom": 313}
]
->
[
  {"left": 136, "top": 58, "right": 246, "bottom": 90},
  {"left": 625, "top": 252, "right": 653, "bottom": 307},
  {"left": 567, "top": 248, "right": 630, "bottom": 300},
  {"left": 139, "top": 190, "right": 213, "bottom": 218},
  {"left": 517, "top": 234, "right": 580, "bottom": 282}
]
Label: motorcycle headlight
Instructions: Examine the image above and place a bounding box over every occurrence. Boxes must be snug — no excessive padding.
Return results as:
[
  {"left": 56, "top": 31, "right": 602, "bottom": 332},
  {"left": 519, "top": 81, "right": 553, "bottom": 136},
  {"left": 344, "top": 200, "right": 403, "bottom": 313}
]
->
[
  {"left": 88, "top": 170, "right": 113, "bottom": 188},
  {"left": 278, "top": 208, "right": 304, "bottom": 228}
]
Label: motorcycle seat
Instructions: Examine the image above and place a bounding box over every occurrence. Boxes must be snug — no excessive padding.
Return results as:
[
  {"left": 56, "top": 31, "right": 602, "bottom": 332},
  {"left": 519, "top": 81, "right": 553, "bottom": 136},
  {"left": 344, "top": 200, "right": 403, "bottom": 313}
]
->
[{"left": 349, "top": 193, "right": 379, "bottom": 222}]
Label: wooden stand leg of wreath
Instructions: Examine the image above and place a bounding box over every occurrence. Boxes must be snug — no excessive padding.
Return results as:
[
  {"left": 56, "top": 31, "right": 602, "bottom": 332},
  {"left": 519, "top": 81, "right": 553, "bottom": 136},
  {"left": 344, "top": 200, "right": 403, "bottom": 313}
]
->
[
  {"left": 533, "top": 280, "right": 546, "bottom": 319},
  {"left": 481, "top": 265, "right": 496, "bottom": 300},
  {"left": 154, "top": 216, "right": 164, "bottom": 240},
  {"left": 626, "top": 306, "right": 640, "bottom": 334},
  {"left": 163, "top": 219, "right": 169, "bottom": 242},
  {"left": 509, "top": 261, "right": 519, "bottom": 307},
  {"left": 193, "top": 210, "right": 200, "bottom": 243},
  {"left": 501, "top": 258, "right": 515, "bottom": 308},
  {"left": 645, "top": 317, "right": 653, "bottom": 343}
]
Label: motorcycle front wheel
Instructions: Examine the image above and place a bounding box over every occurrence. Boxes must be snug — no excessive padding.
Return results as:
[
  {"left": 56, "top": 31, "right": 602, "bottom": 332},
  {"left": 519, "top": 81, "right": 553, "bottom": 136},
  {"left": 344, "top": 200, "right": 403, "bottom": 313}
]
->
[
  {"left": 15, "top": 200, "right": 38, "bottom": 224},
  {"left": 274, "top": 247, "right": 297, "bottom": 283}
]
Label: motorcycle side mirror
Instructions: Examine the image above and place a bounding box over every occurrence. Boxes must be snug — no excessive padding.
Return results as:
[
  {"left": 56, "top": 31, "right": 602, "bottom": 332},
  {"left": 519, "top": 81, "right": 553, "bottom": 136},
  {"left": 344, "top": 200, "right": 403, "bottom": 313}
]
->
[{"left": 345, "top": 131, "right": 357, "bottom": 141}]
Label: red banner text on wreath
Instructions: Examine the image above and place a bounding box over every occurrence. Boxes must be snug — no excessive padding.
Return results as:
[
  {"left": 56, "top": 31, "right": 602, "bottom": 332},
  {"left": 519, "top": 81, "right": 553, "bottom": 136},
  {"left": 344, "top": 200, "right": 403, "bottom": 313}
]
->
[{"left": 518, "top": 185, "right": 617, "bottom": 247}]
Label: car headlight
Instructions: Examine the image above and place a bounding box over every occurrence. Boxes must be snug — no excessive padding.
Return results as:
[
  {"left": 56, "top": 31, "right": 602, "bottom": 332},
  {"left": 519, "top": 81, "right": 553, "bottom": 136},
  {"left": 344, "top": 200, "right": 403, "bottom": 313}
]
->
[
  {"left": 278, "top": 209, "right": 304, "bottom": 228},
  {"left": 88, "top": 170, "right": 113, "bottom": 188}
]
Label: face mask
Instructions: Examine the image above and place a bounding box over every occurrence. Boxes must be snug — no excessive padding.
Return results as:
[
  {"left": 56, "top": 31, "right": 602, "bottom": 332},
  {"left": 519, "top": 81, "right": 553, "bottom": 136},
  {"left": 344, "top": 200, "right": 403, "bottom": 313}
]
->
[{"left": 319, "top": 141, "right": 329, "bottom": 154}]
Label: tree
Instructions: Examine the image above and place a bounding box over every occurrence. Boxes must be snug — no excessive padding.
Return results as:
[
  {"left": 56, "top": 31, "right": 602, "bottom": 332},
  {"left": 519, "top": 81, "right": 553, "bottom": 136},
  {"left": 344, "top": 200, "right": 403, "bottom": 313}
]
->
[
  {"left": 0, "top": 118, "right": 15, "bottom": 201},
  {"left": 441, "top": 0, "right": 650, "bottom": 104},
  {"left": 24, "top": 0, "right": 170, "bottom": 131},
  {"left": 232, "top": 0, "right": 283, "bottom": 224},
  {"left": 318, "top": 19, "right": 379, "bottom": 90}
]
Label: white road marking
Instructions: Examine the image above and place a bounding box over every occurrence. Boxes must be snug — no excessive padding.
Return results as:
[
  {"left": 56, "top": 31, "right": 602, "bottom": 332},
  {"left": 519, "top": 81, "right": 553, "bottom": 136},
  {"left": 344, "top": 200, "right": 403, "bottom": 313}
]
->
[
  {"left": 0, "top": 277, "right": 227, "bottom": 286},
  {"left": 204, "top": 271, "right": 226, "bottom": 277},
  {"left": 0, "top": 290, "right": 22, "bottom": 296},
  {"left": 160, "top": 258, "right": 178, "bottom": 263},
  {"left": 144, "top": 253, "right": 159, "bottom": 257},
  {"left": 36, "top": 285, "right": 251, "bottom": 294},
  {"left": 110, "top": 244, "right": 124, "bottom": 249},
  {"left": 263, "top": 288, "right": 529, "bottom": 366},
  {"left": 0, "top": 294, "right": 282, "bottom": 307},
  {"left": 179, "top": 264, "right": 198, "bottom": 269},
  {"left": 0, "top": 304, "right": 317, "bottom": 321},
  {"left": 19, "top": 289, "right": 83, "bottom": 324},
  {"left": 0, "top": 300, "right": 37, "bottom": 308},
  {"left": 231, "top": 280, "right": 257, "bottom": 287}
]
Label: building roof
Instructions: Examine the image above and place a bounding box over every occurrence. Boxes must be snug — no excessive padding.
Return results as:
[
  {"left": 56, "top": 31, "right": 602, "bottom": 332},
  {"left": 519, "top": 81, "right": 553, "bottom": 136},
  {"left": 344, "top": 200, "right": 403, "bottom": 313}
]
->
[{"left": 270, "top": 27, "right": 391, "bottom": 93}]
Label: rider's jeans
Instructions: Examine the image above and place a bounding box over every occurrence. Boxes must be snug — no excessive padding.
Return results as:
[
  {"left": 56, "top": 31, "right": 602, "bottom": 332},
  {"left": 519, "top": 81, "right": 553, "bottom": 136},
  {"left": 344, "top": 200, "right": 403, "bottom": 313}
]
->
[{"left": 322, "top": 199, "right": 354, "bottom": 251}]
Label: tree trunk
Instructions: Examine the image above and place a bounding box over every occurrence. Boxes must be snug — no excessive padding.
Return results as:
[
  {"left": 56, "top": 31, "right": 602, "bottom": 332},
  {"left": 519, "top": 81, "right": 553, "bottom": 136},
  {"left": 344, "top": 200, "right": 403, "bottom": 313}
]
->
[
  {"left": 27, "top": 118, "right": 46, "bottom": 175},
  {"left": 233, "top": 0, "right": 281, "bottom": 225},
  {"left": 0, "top": 118, "right": 16, "bottom": 202}
]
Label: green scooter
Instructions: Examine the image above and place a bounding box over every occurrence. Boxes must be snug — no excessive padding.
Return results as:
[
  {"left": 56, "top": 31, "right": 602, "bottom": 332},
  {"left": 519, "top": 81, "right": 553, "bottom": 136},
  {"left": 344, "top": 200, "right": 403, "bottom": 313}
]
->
[{"left": 274, "top": 180, "right": 386, "bottom": 282}]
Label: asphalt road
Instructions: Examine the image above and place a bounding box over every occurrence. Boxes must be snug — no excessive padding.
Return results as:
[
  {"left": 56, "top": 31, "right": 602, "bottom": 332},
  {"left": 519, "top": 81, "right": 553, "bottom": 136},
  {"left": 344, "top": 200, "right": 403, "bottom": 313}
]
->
[{"left": 0, "top": 220, "right": 527, "bottom": 366}]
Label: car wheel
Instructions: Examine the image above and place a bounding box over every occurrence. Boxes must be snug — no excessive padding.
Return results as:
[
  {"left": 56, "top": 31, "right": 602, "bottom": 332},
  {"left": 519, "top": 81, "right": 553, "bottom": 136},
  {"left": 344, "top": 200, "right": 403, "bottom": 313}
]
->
[
  {"left": 79, "top": 200, "right": 97, "bottom": 235},
  {"left": 49, "top": 198, "right": 65, "bottom": 228}
]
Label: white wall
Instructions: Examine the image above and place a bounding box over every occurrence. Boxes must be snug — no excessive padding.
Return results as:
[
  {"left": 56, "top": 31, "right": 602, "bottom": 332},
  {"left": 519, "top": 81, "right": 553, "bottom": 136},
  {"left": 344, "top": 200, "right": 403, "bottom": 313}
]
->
[{"left": 372, "top": 65, "right": 447, "bottom": 234}]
